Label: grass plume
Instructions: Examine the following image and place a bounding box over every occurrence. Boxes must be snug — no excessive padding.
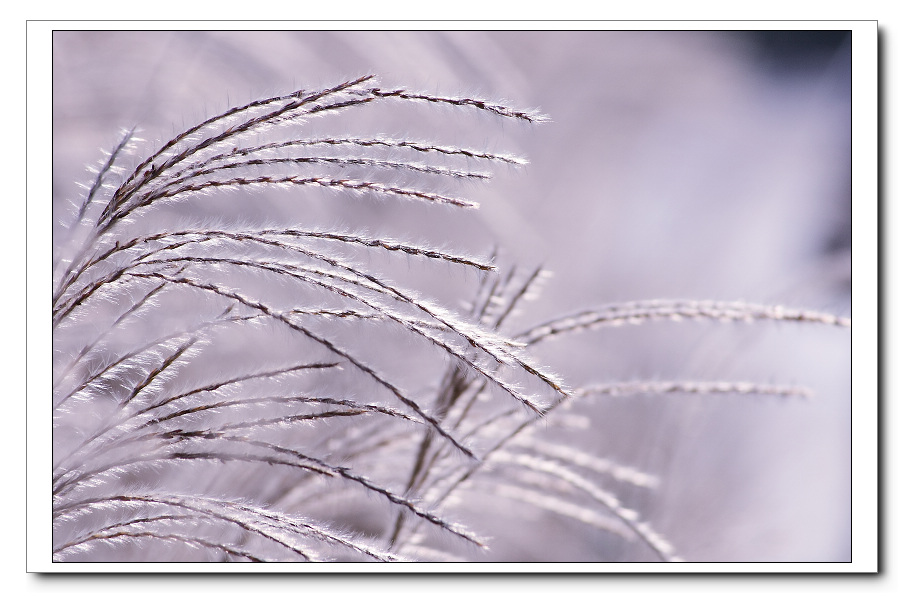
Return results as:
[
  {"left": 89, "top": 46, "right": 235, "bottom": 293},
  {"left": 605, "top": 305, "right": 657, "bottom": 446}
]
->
[{"left": 52, "top": 77, "right": 851, "bottom": 563}]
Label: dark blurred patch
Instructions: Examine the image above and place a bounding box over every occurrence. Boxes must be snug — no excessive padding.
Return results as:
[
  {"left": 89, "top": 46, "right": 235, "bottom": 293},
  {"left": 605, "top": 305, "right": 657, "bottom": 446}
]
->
[
  {"left": 826, "top": 175, "right": 853, "bottom": 255},
  {"left": 737, "top": 30, "right": 852, "bottom": 74},
  {"left": 733, "top": 31, "right": 853, "bottom": 295}
]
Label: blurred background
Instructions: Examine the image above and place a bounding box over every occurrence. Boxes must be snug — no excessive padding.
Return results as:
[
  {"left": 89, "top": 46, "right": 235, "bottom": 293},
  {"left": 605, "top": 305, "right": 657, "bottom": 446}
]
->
[{"left": 52, "top": 30, "right": 852, "bottom": 562}]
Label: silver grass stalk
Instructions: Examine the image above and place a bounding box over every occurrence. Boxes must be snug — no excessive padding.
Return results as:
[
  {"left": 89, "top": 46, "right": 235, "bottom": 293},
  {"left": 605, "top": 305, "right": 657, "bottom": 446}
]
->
[{"left": 53, "top": 77, "right": 851, "bottom": 563}]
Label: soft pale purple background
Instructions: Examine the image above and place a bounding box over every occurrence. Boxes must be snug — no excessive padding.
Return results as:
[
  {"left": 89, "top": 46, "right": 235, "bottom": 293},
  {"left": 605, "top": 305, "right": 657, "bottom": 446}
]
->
[{"left": 52, "top": 30, "right": 852, "bottom": 562}]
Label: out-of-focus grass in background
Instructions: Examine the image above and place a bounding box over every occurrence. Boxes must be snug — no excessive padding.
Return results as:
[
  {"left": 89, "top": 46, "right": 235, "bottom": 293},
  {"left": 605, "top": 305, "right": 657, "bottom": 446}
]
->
[{"left": 52, "top": 30, "right": 852, "bottom": 562}]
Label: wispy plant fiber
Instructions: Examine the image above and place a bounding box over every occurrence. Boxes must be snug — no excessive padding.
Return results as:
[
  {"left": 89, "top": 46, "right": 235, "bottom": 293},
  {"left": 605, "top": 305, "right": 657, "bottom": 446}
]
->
[{"left": 52, "top": 77, "right": 851, "bottom": 563}]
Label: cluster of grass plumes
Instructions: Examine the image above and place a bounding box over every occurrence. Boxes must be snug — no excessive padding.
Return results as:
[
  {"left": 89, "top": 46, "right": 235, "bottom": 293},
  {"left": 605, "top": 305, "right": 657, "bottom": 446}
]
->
[{"left": 52, "top": 76, "right": 850, "bottom": 563}]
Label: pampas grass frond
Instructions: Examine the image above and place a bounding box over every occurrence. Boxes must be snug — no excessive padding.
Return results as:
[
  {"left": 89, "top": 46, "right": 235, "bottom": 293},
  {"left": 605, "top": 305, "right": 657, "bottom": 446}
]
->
[{"left": 52, "top": 76, "right": 851, "bottom": 564}]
